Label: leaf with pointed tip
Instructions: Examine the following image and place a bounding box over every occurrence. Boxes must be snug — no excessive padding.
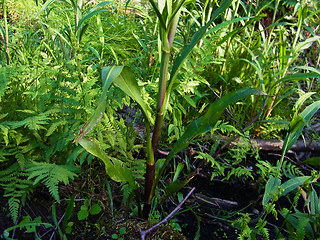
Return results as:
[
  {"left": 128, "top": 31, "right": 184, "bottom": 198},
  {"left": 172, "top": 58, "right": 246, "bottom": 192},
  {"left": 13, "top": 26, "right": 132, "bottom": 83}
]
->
[
  {"left": 167, "top": 88, "right": 265, "bottom": 160},
  {"left": 279, "top": 176, "right": 310, "bottom": 198},
  {"left": 168, "top": 0, "right": 233, "bottom": 90},
  {"left": 161, "top": 177, "right": 193, "bottom": 203},
  {"left": 78, "top": 137, "right": 136, "bottom": 188},
  {"left": 293, "top": 36, "right": 320, "bottom": 53},
  {"left": 154, "top": 88, "right": 265, "bottom": 189},
  {"left": 294, "top": 66, "right": 320, "bottom": 75},
  {"left": 36, "top": 0, "right": 56, "bottom": 17},
  {"left": 262, "top": 176, "right": 281, "bottom": 206},
  {"left": 113, "top": 67, "right": 153, "bottom": 124},
  {"left": 274, "top": 72, "right": 319, "bottom": 87},
  {"left": 298, "top": 157, "right": 320, "bottom": 167},
  {"left": 309, "top": 187, "right": 319, "bottom": 215},
  {"left": 148, "top": 0, "right": 166, "bottom": 30},
  {"left": 283, "top": 101, "right": 320, "bottom": 154},
  {"left": 77, "top": 1, "right": 112, "bottom": 30},
  {"left": 76, "top": 66, "right": 123, "bottom": 139}
]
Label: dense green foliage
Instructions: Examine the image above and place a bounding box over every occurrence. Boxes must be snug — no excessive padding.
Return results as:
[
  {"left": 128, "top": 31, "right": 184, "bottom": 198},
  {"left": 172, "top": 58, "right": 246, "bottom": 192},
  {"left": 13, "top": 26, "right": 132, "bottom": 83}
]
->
[{"left": 0, "top": 0, "right": 320, "bottom": 239}]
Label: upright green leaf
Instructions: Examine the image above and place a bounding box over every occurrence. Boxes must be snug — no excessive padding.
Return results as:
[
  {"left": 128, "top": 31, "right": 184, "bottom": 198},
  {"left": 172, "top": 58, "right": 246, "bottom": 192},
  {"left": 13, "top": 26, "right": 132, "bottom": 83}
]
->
[
  {"left": 0, "top": 69, "right": 8, "bottom": 102},
  {"left": 148, "top": 0, "right": 167, "bottom": 30},
  {"left": 293, "top": 92, "right": 316, "bottom": 115},
  {"left": 309, "top": 187, "right": 319, "bottom": 215},
  {"left": 167, "top": 88, "right": 265, "bottom": 160},
  {"left": 262, "top": 176, "right": 281, "bottom": 206},
  {"left": 77, "top": 66, "right": 123, "bottom": 138},
  {"left": 168, "top": 0, "right": 233, "bottom": 88},
  {"left": 62, "top": 194, "right": 75, "bottom": 230},
  {"left": 36, "top": 0, "right": 56, "bottom": 17},
  {"left": 77, "top": 1, "right": 111, "bottom": 30},
  {"left": 161, "top": 177, "right": 192, "bottom": 203},
  {"left": 284, "top": 101, "right": 320, "bottom": 154}
]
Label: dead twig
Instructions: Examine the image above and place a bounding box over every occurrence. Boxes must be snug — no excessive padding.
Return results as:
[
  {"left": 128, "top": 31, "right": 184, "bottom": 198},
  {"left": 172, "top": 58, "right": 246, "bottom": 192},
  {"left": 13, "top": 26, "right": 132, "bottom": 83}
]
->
[{"left": 139, "top": 187, "right": 195, "bottom": 240}]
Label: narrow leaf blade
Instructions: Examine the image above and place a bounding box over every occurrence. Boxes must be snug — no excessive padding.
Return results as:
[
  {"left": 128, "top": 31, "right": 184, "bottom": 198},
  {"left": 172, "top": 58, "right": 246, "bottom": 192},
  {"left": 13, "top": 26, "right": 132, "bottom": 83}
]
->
[
  {"left": 169, "top": 0, "right": 233, "bottom": 86},
  {"left": 279, "top": 176, "right": 310, "bottom": 197},
  {"left": 167, "top": 88, "right": 265, "bottom": 159},
  {"left": 77, "top": 1, "right": 112, "bottom": 29},
  {"left": 78, "top": 66, "right": 123, "bottom": 137}
]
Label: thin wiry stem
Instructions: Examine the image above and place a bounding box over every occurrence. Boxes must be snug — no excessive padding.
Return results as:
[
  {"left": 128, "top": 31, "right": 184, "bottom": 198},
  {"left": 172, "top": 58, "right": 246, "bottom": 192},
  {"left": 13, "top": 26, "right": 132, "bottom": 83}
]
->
[{"left": 140, "top": 187, "right": 195, "bottom": 240}]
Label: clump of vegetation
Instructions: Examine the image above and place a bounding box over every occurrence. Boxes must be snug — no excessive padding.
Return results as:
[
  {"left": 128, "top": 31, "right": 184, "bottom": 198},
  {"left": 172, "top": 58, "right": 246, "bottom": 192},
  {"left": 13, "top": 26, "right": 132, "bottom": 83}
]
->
[{"left": 0, "top": 0, "right": 319, "bottom": 239}]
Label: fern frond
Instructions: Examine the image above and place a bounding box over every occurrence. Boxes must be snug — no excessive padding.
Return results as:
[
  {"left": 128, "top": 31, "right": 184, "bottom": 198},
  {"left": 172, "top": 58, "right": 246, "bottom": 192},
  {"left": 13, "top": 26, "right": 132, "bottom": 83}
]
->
[
  {"left": 45, "top": 119, "right": 67, "bottom": 137},
  {"left": 26, "top": 162, "right": 78, "bottom": 203},
  {"left": 282, "top": 160, "right": 302, "bottom": 178},
  {"left": 295, "top": 217, "right": 309, "bottom": 240},
  {"left": 224, "top": 166, "right": 253, "bottom": 181},
  {"left": 0, "top": 162, "right": 33, "bottom": 222},
  {"left": 256, "top": 160, "right": 279, "bottom": 180},
  {"left": 8, "top": 197, "right": 20, "bottom": 223}
]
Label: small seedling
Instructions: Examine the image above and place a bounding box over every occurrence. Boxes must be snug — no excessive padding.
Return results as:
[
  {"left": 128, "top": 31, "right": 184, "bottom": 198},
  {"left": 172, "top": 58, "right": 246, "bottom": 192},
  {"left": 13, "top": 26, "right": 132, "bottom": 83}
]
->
[
  {"left": 77, "top": 199, "right": 102, "bottom": 220},
  {"left": 111, "top": 227, "right": 126, "bottom": 240}
]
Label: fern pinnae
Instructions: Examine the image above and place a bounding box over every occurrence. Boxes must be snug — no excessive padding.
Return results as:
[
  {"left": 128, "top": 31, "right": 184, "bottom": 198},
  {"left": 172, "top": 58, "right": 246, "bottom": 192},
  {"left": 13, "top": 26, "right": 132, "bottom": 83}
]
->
[
  {"left": 26, "top": 162, "right": 78, "bottom": 203},
  {"left": 8, "top": 197, "right": 21, "bottom": 223}
]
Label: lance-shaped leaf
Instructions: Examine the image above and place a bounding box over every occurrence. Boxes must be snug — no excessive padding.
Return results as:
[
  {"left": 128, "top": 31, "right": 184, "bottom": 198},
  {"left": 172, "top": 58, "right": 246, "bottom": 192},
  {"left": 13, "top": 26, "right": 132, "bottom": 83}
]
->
[
  {"left": 279, "top": 176, "right": 310, "bottom": 198},
  {"left": 262, "top": 176, "right": 281, "bottom": 207},
  {"left": 298, "top": 157, "right": 320, "bottom": 167},
  {"left": 168, "top": 0, "right": 233, "bottom": 90},
  {"left": 154, "top": 88, "right": 265, "bottom": 187},
  {"left": 75, "top": 66, "right": 123, "bottom": 140},
  {"left": 77, "top": 1, "right": 112, "bottom": 31},
  {"left": 36, "top": 0, "right": 56, "bottom": 17},
  {"left": 161, "top": 176, "right": 193, "bottom": 203},
  {"left": 148, "top": 0, "right": 166, "bottom": 30},
  {"left": 113, "top": 66, "right": 153, "bottom": 124},
  {"left": 78, "top": 137, "right": 136, "bottom": 188},
  {"left": 283, "top": 100, "right": 320, "bottom": 154},
  {"left": 167, "top": 88, "right": 265, "bottom": 160},
  {"left": 274, "top": 72, "right": 319, "bottom": 87}
]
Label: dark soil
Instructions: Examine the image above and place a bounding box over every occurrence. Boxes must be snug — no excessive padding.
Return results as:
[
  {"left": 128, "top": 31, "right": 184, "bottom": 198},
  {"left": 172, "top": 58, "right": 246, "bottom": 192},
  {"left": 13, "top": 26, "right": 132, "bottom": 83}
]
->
[{"left": 1, "top": 150, "right": 319, "bottom": 239}]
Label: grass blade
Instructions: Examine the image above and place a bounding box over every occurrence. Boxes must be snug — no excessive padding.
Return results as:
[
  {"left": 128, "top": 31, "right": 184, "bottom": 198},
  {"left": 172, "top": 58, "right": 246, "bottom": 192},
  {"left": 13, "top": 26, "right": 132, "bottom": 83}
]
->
[
  {"left": 36, "top": 0, "right": 56, "bottom": 17},
  {"left": 168, "top": 0, "right": 233, "bottom": 89},
  {"left": 77, "top": 1, "right": 112, "bottom": 30},
  {"left": 284, "top": 100, "right": 320, "bottom": 153}
]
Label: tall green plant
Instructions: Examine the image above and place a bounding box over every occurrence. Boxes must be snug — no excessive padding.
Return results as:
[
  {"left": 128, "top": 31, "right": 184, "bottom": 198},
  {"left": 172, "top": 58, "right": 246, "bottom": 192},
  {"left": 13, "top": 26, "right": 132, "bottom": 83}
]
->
[
  {"left": 75, "top": 0, "right": 266, "bottom": 219},
  {"left": 2, "top": 0, "right": 10, "bottom": 65}
]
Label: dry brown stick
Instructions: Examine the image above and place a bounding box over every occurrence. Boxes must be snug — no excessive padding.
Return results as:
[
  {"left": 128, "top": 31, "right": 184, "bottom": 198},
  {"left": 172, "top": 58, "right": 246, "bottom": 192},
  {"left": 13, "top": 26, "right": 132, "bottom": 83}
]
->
[
  {"left": 216, "top": 135, "right": 320, "bottom": 152},
  {"left": 139, "top": 187, "right": 195, "bottom": 240}
]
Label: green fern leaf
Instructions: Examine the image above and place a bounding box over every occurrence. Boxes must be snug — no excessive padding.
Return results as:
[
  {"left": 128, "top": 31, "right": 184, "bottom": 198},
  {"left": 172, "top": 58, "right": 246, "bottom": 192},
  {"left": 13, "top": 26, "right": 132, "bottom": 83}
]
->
[
  {"left": 8, "top": 197, "right": 20, "bottom": 223},
  {"left": 46, "top": 119, "right": 67, "bottom": 137},
  {"left": 26, "top": 163, "right": 78, "bottom": 203},
  {"left": 295, "top": 217, "right": 309, "bottom": 240}
]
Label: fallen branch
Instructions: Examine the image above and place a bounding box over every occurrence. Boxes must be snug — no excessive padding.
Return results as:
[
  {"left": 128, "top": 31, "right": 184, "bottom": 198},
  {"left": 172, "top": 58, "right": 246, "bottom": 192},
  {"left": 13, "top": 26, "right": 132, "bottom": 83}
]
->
[
  {"left": 139, "top": 187, "right": 195, "bottom": 240},
  {"left": 217, "top": 136, "right": 320, "bottom": 152}
]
